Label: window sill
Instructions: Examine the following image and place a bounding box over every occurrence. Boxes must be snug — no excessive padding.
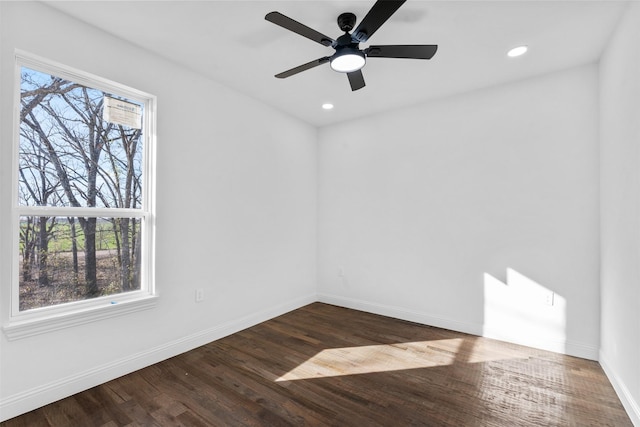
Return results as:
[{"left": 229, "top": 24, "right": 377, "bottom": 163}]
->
[{"left": 2, "top": 295, "right": 158, "bottom": 341}]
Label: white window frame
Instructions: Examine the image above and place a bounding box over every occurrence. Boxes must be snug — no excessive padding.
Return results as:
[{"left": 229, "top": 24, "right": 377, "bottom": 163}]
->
[{"left": 3, "top": 51, "right": 157, "bottom": 340}]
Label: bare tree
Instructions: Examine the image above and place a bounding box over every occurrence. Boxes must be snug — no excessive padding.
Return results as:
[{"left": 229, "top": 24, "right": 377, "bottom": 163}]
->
[
  {"left": 100, "top": 125, "right": 142, "bottom": 291},
  {"left": 18, "top": 125, "right": 60, "bottom": 286}
]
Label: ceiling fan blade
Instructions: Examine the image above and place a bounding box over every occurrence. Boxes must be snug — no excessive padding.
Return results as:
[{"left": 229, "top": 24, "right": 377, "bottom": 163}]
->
[
  {"left": 266, "top": 12, "right": 335, "bottom": 47},
  {"left": 365, "top": 45, "right": 438, "bottom": 59},
  {"left": 347, "top": 70, "right": 366, "bottom": 91},
  {"left": 352, "top": 0, "right": 406, "bottom": 43},
  {"left": 275, "top": 57, "right": 331, "bottom": 79}
]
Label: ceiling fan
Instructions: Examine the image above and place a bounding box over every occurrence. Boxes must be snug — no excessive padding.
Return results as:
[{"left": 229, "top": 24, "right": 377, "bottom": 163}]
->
[{"left": 265, "top": 0, "right": 438, "bottom": 91}]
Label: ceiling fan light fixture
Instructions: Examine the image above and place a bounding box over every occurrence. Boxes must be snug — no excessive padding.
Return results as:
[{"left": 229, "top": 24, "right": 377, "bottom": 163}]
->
[{"left": 330, "top": 48, "right": 366, "bottom": 73}]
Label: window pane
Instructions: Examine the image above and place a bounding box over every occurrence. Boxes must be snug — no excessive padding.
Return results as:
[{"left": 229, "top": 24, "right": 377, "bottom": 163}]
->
[
  {"left": 18, "top": 216, "right": 142, "bottom": 311},
  {"left": 19, "top": 67, "right": 144, "bottom": 209}
]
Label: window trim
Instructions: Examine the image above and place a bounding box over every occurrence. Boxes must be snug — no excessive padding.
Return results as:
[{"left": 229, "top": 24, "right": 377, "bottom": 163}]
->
[{"left": 3, "top": 50, "right": 157, "bottom": 339}]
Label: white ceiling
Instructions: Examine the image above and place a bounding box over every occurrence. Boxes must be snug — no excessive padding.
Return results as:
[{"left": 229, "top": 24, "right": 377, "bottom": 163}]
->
[{"left": 44, "top": 0, "right": 628, "bottom": 127}]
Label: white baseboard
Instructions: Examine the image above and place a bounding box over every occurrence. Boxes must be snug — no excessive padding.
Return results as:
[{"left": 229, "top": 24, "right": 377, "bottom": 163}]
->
[
  {"left": 317, "top": 292, "right": 484, "bottom": 336},
  {"left": 482, "top": 326, "right": 599, "bottom": 360},
  {"left": 0, "top": 293, "right": 316, "bottom": 422},
  {"left": 600, "top": 351, "right": 640, "bottom": 426},
  {"left": 318, "top": 292, "right": 599, "bottom": 360}
]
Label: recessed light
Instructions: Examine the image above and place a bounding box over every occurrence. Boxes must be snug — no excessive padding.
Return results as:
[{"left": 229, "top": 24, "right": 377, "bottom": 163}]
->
[
  {"left": 507, "top": 45, "right": 528, "bottom": 58},
  {"left": 322, "top": 103, "right": 334, "bottom": 110}
]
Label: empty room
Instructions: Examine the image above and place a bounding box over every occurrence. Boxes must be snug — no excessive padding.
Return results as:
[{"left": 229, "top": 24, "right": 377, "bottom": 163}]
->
[{"left": 0, "top": 0, "right": 639, "bottom": 425}]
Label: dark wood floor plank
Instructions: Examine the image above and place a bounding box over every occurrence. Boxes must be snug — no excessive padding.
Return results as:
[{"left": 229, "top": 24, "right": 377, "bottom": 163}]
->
[
  {"left": 195, "top": 353, "right": 328, "bottom": 425},
  {"left": 1, "top": 303, "right": 633, "bottom": 426},
  {"left": 202, "top": 341, "right": 383, "bottom": 425}
]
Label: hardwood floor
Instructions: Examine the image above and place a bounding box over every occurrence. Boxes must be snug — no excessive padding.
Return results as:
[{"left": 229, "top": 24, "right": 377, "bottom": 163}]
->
[{"left": 1, "top": 303, "right": 632, "bottom": 426}]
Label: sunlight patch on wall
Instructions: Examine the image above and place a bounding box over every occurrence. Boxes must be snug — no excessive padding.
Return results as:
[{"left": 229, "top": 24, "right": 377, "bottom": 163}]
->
[
  {"left": 483, "top": 268, "right": 567, "bottom": 354},
  {"left": 275, "top": 337, "right": 528, "bottom": 382}
]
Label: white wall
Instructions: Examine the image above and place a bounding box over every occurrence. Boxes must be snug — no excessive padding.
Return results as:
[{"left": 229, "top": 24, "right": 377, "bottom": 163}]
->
[
  {"left": 318, "top": 64, "right": 601, "bottom": 360},
  {"left": 599, "top": 2, "right": 640, "bottom": 425},
  {"left": 0, "top": 2, "right": 317, "bottom": 421}
]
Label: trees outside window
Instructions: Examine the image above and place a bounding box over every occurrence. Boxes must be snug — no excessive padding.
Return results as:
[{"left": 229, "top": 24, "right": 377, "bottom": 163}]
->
[{"left": 12, "top": 54, "right": 155, "bottom": 319}]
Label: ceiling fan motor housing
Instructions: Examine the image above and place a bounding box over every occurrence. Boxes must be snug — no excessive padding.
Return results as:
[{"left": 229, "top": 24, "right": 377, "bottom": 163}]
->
[{"left": 336, "top": 33, "right": 359, "bottom": 48}]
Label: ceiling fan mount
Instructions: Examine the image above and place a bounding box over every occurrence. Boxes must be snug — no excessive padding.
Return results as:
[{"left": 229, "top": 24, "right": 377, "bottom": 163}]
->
[
  {"left": 337, "top": 12, "right": 357, "bottom": 33},
  {"left": 265, "top": 0, "right": 438, "bottom": 91}
]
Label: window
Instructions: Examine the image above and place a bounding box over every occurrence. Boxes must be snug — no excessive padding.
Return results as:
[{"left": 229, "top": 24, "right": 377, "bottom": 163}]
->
[{"left": 3, "top": 52, "right": 157, "bottom": 339}]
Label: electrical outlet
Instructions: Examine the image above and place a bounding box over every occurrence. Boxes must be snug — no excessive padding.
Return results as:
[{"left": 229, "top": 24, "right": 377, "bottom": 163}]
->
[
  {"left": 544, "top": 291, "right": 554, "bottom": 306},
  {"left": 195, "top": 288, "right": 205, "bottom": 303}
]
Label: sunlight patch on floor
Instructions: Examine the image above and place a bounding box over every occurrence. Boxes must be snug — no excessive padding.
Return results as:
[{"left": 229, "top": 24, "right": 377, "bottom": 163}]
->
[{"left": 275, "top": 337, "right": 522, "bottom": 381}]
